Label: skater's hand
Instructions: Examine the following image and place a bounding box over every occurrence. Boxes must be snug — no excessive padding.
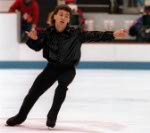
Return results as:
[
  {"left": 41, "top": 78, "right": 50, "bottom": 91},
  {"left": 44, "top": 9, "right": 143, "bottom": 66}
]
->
[
  {"left": 25, "top": 30, "right": 38, "bottom": 40},
  {"left": 113, "top": 29, "right": 128, "bottom": 39}
]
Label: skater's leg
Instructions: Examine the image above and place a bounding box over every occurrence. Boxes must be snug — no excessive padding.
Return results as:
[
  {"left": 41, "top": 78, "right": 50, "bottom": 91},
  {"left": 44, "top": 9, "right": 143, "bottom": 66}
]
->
[
  {"left": 6, "top": 64, "right": 59, "bottom": 126},
  {"left": 47, "top": 66, "right": 76, "bottom": 128}
]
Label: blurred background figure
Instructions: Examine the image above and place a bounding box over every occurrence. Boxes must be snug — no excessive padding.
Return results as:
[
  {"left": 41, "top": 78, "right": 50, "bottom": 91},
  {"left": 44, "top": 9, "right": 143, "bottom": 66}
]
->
[
  {"left": 67, "top": 4, "right": 85, "bottom": 28},
  {"left": 9, "top": 0, "right": 39, "bottom": 42},
  {"left": 136, "top": 0, "right": 145, "bottom": 12},
  {"left": 129, "top": 16, "right": 143, "bottom": 41},
  {"left": 109, "top": 0, "right": 123, "bottom": 13},
  {"left": 129, "top": 1, "right": 150, "bottom": 42}
]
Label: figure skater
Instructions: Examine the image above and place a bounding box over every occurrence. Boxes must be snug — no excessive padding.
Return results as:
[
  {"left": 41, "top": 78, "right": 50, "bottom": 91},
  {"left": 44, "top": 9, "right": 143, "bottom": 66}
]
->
[{"left": 6, "top": 4, "right": 127, "bottom": 128}]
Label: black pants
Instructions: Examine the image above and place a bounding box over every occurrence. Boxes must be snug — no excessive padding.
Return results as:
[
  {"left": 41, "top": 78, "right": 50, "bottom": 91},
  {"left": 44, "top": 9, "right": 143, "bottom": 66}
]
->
[{"left": 16, "top": 63, "right": 76, "bottom": 120}]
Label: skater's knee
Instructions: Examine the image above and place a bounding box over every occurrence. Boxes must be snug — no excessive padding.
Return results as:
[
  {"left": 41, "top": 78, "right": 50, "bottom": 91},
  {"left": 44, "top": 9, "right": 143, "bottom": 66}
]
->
[
  {"left": 57, "top": 83, "right": 68, "bottom": 91},
  {"left": 55, "top": 83, "right": 69, "bottom": 96}
]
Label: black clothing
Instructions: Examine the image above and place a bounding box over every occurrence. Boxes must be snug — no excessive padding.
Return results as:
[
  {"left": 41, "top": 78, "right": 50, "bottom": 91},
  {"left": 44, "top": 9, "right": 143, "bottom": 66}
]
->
[
  {"left": 7, "top": 63, "right": 75, "bottom": 127},
  {"left": 7, "top": 26, "right": 114, "bottom": 128},
  {"left": 26, "top": 26, "right": 114, "bottom": 66}
]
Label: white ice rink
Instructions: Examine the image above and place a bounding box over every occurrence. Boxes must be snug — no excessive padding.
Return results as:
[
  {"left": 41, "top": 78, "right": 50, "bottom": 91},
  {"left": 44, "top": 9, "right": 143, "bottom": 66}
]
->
[{"left": 0, "top": 69, "right": 150, "bottom": 133}]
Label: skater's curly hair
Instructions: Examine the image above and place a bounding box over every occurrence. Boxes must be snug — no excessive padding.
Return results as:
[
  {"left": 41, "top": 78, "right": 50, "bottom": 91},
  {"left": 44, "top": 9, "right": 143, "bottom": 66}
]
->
[{"left": 51, "top": 5, "right": 72, "bottom": 26}]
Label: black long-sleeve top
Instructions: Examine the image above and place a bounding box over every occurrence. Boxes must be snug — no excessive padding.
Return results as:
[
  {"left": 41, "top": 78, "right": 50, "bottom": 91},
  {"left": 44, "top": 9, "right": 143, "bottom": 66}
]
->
[{"left": 26, "top": 26, "right": 114, "bottom": 66}]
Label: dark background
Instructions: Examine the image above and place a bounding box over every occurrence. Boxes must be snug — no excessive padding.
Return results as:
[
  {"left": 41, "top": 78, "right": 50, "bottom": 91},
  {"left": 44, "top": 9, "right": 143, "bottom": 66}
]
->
[
  {"left": 36, "top": 0, "right": 123, "bottom": 28},
  {"left": 36, "top": 0, "right": 57, "bottom": 28}
]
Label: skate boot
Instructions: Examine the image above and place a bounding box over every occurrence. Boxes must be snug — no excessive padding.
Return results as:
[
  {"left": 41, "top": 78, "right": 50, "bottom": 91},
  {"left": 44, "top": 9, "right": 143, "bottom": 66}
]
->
[
  {"left": 6, "top": 115, "right": 26, "bottom": 126},
  {"left": 46, "top": 116, "right": 57, "bottom": 128}
]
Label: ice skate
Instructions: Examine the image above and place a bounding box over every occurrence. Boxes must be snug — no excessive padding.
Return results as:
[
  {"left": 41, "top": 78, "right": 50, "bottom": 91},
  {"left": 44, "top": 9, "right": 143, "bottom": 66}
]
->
[{"left": 6, "top": 115, "right": 26, "bottom": 126}]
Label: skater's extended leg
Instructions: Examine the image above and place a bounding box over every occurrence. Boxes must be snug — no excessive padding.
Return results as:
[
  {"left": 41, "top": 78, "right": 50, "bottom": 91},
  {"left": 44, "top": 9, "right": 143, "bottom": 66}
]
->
[{"left": 6, "top": 64, "right": 58, "bottom": 126}]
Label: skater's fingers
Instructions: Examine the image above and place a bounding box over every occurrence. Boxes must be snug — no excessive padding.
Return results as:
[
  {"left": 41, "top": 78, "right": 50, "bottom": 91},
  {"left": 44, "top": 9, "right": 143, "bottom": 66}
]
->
[
  {"left": 31, "top": 31, "right": 37, "bottom": 36},
  {"left": 33, "top": 30, "right": 37, "bottom": 34},
  {"left": 25, "top": 31, "right": 33, "bottom": 38},
  {"left": 25, "top": 31, "right": 37, "bottom": 35},
  {"left": 25, "top": 31, "right": 30, "bottom": 35},
  {"left": 25, "top": 31, "right": 38, "bottom": 40}
]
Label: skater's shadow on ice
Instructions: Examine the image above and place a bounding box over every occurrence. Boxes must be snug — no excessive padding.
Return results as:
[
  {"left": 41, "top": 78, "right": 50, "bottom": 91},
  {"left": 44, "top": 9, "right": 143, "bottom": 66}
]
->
[
  {"left": 4, "top": 120, "right": 125, "bottom": 133},
  {"left": 9, "top": 125, "right": 102, "bottom": 133}
]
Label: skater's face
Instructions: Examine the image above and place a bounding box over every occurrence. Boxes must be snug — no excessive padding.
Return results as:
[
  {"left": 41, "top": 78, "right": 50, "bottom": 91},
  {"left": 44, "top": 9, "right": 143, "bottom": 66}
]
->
[{"left": 54, "top": 10, "right": 70, "bottom": 32}]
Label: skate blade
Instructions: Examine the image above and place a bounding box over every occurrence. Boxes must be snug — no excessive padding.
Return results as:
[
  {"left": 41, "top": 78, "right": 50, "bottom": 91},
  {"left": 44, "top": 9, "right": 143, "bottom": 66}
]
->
[{"left": 48, "top": 127, "right": 53, "bottom": 130}]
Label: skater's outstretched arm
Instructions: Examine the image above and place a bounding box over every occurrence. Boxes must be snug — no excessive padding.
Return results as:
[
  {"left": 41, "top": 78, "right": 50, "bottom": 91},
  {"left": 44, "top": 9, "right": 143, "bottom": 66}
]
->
[
  {"left": 25, "top": 29, "right": 47, "bottom": 51},
  {"left": 78, "top": 28, "right": 128, "bottom": 43}
]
